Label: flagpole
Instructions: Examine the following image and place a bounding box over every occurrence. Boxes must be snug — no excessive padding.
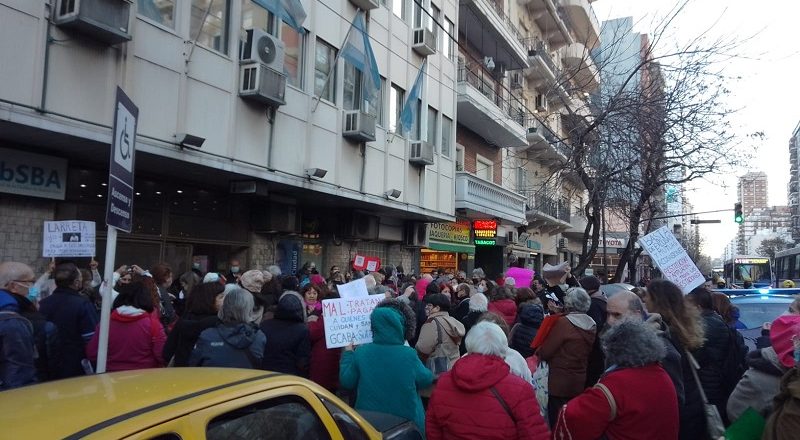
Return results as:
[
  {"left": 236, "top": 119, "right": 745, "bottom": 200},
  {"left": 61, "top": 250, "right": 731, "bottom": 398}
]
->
[{"left": 312, "top": 9, "right": 362, "bottom": 113}]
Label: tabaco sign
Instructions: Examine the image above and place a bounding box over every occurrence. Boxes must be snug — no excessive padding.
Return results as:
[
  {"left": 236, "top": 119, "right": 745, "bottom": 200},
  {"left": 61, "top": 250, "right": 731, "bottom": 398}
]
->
[
  {"left": 428, "top": 221, "right": 471, "bottom": 244},
  {"left": 473, "top": 219, "right": 497, "bottom": 245}
]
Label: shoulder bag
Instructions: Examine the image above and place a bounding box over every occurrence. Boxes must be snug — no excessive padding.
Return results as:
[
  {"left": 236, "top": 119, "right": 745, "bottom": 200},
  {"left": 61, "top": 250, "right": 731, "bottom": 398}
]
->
[
  {"left": 686, "top": 350, "right": 726, "bottom": 439},
  {"left": 424, "top": 318, "right": 450, "bottom": 377}
]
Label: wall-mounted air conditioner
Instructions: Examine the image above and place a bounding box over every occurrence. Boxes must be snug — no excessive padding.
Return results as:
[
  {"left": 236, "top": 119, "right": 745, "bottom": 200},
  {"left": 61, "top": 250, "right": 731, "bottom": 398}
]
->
[
  {"left": 241, "top": 29, "right": 285, "bottom": 73},
  {"left": 511, "top": 73, "right": 523, "bottom": 89},
  {"left": 412, "top": 28, "right": 437, "bottom": 56},
  {"left": 53, "top": 0, "right": 132, "bottom": 45},
  {"left": 535, "top": 93, "right": 548, "bottom": 112},
  {"left": 343, "top": 212, "right": 380, "bottom": 240},
  {"left": 409, "top": 141, "right": 435, "bottom": 166},
  {"left": 404, "top": 222, "right": 429, "bottom": 247},
  {"left": 239, "top": 63, "right": 287, "bottom": 107},
  {"left": 507, "top": 231, "right": 518, "bottom": 243},
  {"left": 558, "top": 237, "right": 569, "bottom": 249},
  {"left": 348, "top": 0, "right": 380, "bottom": 10},
  {"left": 526, "top": 125, "right": 545, "bottom": 143},
  {"left": 342, "top": 110, "right": 377, "bottom": 142},
  {"left": 251, "top": 203, "right": 299, "bottom": 233}
]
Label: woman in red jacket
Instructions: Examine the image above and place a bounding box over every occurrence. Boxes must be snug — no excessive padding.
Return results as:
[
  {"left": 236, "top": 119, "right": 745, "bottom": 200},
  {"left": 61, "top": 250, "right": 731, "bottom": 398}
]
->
[
  {"left": 86, "top": 280, "right": 166, "bottom": 371},
  {"left": 487, "top": 286, "right": 518, "bottom": 327},
  {"left": 554, "top": 319, "right": 679, "bottom": 440},
  {"left": 426, "top": 321, "right": 550, "bottom": 440}
]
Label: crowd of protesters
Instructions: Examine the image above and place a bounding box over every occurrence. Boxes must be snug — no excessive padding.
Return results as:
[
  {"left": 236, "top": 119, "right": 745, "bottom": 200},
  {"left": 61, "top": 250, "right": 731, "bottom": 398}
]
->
[{"left": 2, "top": 256, "right": 800, "bottom": 439}]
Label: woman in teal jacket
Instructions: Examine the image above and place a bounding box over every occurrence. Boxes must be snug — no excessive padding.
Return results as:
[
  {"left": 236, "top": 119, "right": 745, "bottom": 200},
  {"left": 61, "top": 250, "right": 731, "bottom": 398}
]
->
[{"left": 340, "top": 305, "right": 434, "bottom": 435}]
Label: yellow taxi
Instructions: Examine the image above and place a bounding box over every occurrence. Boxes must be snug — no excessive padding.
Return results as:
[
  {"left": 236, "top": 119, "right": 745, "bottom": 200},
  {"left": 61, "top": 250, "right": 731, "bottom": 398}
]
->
[{"left": 0, "top": 368, "right": 422, "bottom": 439}]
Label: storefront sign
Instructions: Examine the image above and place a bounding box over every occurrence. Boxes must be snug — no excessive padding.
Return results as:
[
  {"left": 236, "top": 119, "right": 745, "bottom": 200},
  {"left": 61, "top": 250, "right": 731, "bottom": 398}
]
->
[
  {"left": 322, "top": 295, "right": 385, "bottom": 348},
  {"left": 428, "top": 222, "right": 471, "bottom": 244},
  {"left": 527, "top": 240, "right": 542, "bottom": 250},
  {"left": 42, "top": 220, "right": 96, "bottom": 257},
  {"left": 106, "top": 87, "right": 138, "bottom": 233},
  {"left": 473, "top": 219, "right": 498, "bottom": 239},
  {"left": 475, "top": 239, "right": 496, "bottom": 246},
  {"left": 639, "top": 226, "right": 704, "bottom": 294},
  {"left": 0, "top": 147, "right": 67, "bottom": 200},
  {"left": 277, "top": 240, "right": 302, "bottom": 276},
  {"left": 592, "top": 237, "right": 628, "bottom": 248}
]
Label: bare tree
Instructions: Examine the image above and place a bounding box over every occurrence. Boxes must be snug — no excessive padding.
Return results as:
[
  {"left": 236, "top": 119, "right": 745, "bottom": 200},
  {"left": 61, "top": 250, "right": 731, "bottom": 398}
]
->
[{"left": 756, "top": 237, "right": 794, "bottom": 260}]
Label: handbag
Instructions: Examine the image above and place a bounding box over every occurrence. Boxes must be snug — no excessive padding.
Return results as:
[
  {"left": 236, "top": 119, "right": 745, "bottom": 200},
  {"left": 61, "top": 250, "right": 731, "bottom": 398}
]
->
[
  {"left": 424, "top": 319, "right": 451, "bottom": 377},
  {"left": 531, "top": 358, "right": 549, "bottom": 420},
  {"left": 686, "top": 351, "right": 726, "bottom": 439}
]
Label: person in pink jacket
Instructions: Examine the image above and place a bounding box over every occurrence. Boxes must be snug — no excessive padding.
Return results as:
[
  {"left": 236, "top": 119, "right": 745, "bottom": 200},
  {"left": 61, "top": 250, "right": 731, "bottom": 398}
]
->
[{"left": 86, "top": 280, "right": 166, "bottom": 371}]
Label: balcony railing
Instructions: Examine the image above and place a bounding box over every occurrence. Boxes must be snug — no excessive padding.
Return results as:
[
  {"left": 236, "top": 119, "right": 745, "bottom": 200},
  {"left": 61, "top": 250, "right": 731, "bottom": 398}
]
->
[
  {"left": 485, "top": 0, "right": 527, "bottom": 46},
  {"left": 456, "top": 172, "right": 527, "bottom": 224},
  {"left": 458, "top": 64, "right": 530, "bottom": 129},
  {"left": 522, "top": 37, "right": 561, "bottom": 77},
  {"left": 525, "top": 192, "right": 571, "bottom": 222}
]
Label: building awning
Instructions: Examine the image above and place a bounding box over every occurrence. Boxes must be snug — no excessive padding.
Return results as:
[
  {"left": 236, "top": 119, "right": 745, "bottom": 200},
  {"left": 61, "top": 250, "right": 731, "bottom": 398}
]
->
[{"left": 427, "top": 240, "right": 475, "bottom": 253}]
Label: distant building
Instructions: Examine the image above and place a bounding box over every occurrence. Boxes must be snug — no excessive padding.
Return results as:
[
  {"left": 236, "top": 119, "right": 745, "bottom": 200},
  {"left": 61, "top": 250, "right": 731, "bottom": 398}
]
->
[
  {"left": 739, "top": 206, "right": 792, "bottom": 255},
  {"left": 737, "top": 172, "right": 770, "bottom": 254},
  {"left": 788, "top": 122, "right": 800, "bottom": 242}
]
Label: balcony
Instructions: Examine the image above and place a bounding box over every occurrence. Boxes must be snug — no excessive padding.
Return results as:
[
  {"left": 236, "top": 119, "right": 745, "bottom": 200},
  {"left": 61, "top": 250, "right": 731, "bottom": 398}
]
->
[
  {"left": 460, "top": 0, "right": 529, "bottom": 71},
  {"left": 523, "top": 38, "right": 558, "bottom": 86},
  {"left": 525, "top": 0, "right": 573, "bottom": 49},
  {"left": 455, "top": 172, "right": 528, "bottom": 225},
  {"left": 525, "top": 192, "right": 572, "bottom": 232},
  {"left": 457, "top": 65, "right": 529, "bottom": 147},
  {"left": 559, "top": 0, "right": 600, "bottom": 49},
  {"left": 527, "top": 127, "right": 570, "bottom": 163},
  {"left": 563, "top": 212, "right": 588, "bottom": 238},
  {"left": 561, "top": 42, "right": 599, "bottom": 91}
]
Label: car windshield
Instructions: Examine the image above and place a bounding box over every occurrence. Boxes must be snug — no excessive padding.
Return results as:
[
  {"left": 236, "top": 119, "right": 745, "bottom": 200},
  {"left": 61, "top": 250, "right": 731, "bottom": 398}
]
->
[{"left": 733, "top": 301, "right": 790, "bottom": 329}]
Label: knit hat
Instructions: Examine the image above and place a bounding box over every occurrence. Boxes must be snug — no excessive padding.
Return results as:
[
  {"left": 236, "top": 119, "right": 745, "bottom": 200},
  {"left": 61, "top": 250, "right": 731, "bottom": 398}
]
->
[
  {"left": 770, "top": 314, "right": 800, "bottom": 368},
  {"left": 310, "top": 274, "right": 326, "bottom": 286},
  {"left": 239, "top": 270, "right": 265, "bottom": 294}
]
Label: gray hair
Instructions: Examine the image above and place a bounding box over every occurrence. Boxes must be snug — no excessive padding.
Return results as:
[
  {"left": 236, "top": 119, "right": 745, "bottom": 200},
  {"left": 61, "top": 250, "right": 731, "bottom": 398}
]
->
[
  {"left": 602, "top": 319, "right": 667, "bottom": 368},
  {"left": 0, "top": 262, "right": 34, "bottom": 290},
  {"left": 469, "top": 292, "right": 489, "bottom": 312},
  {"left": 465, "top": 321, "right": 509, "bottom": 357},
  {"left": 504, "top": 277, "right": 516, "bottom": 287},
  {"left": 266, "top": 265, "right": 282, "bottom": 278},
  {"left": 564, "top": 287, "right": 591, "bottom": 313},
  {"left": 472, "top": 268, "right": 486, "bottom": 279},
  {"left": 218, "top": 288, "right": 255, "bottom": 324}
]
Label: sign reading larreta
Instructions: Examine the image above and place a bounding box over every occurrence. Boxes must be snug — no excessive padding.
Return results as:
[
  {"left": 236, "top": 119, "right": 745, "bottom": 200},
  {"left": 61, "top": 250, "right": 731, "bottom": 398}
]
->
[{"left": 106, "top": 87, "right": 138, "bottom": 232}]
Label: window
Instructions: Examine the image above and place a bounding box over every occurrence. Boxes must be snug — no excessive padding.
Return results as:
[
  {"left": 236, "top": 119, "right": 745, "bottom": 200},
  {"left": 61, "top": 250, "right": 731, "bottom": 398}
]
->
[
  {"left": 281, "top": 21, "right": 304, "bottom": 88},
  {"left": 190, "top": 0, "right": 230, "bottom": 54},
  {"left": 241, "top": 1, "right": 275, "bottom": 34},
  {"left": 138, "top": 0, "right": 175, "bottom": 28},
  {"left": 413, "top": 0, "right": 426, "bottom": 28},
  {"left": 411, "top": 99, "right": 422, "bottom": 140},
  {"left": 441, "top": 115, "right": 452, "bottom": 157},
  {"left": 207, "top": 396, "right": 331, "bottom": 440},
  {"left": 427, "top": 107, "right": 438, "bottom": 147},
  {"left": 476, "top": 155, "right": 493, "bottom": 181},
  {"left": 377, "top": 77, "right": 386, "bottom": 126},
  {"left": 516, "top": 167, "right": 528, "bottom": 191},
  {"left": 343, "top": 62, "right": 363, "bottom": 111},
  {"left": 456, "top": 145, "right": 465, "bottom": 171},
  {"left": 393, "top": 0, "right": 406, "bottom": 20},
  {"left": 320, "top": 397, "right": 370, "bottom": 440},
  {"left": 443, "top": 18, "right": 454, "bottom": 60},
  {"left": 429, "top": 4, "right": 440, "bottom": 34},
  {"left": 389, "top": 83, "right": 404, "bottom": 132},
  {"left": 315, "top": 39, "right": 337, "bottom": 102}
]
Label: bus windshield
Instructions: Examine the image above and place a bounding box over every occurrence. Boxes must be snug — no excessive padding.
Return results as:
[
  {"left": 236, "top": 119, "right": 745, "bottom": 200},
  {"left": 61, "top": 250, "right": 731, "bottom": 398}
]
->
[{"left": 731, "top": 258, "right": 772, "bottom": 284}]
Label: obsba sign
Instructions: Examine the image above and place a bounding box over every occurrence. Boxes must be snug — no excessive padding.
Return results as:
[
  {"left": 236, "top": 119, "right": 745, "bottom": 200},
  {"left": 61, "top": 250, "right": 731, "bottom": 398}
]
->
[{"left": 106, "top": 87, "right": 138, "bottom": 232}]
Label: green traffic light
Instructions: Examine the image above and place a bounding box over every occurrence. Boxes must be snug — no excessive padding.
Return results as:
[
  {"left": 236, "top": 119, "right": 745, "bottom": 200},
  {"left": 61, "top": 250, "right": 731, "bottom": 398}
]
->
[{"left": 735, "top": 215, "right": 743, "bottom": 224}]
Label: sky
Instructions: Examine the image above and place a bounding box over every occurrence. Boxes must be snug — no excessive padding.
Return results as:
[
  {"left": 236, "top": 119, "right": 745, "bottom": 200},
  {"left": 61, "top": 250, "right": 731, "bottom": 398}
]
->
[{"left": 592, "top": 0, "right": 800, "bottom": 259}]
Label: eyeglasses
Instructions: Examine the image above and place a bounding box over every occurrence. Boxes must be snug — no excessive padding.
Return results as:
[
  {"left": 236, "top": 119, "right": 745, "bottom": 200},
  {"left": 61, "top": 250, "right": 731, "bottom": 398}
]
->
[{"left": 13, "top": 280, "right": 35, "bottom": 287}]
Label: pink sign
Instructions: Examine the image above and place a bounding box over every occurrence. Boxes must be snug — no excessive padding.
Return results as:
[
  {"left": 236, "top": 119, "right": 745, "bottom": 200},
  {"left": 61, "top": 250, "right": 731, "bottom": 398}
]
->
[{"left": 506, "top": 267, "right": 535, "bottom": 288}]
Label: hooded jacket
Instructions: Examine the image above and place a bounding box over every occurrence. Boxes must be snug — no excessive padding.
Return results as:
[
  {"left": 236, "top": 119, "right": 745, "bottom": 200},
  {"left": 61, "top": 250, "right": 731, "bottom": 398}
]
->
[
  {"left": 86, "top": 306, "right": 166, "bottom": 371},
  {"left": 0, "top": 290, "right": 36, "bottom": 389},
  {"left": 162, "top": 312, "right": 219, "bottom": 367},
  {"left": 10, "top": 293, "right": 61, "bottom": 382},
  {"left": 762, "top": 366, "right": 800, "bottom": 440},
  {"left": 509, "top": 304, "right": 544, "bottom": 358},
  {"left": 340, "top": 307, "right": 433, "bottom": 434},
  {"left": 537, "top": 312, "right": 596, "bottom": 398},
  {"left": 260, "top": 291, "right": 311, "bottom": 376},
  {"left": 426, "top": 354, "right": 550, "bottom": 440},
  {"left": 416, "top": 311, "right": 465, "bottom": 368},
  {"left": 488, "top": 298, "right": 517, "bottom": 327},
  {"left": 189, "top": 322, "right": 266, "bottom": 368},
  {"left": 727, "top": 346, "right": 788, "bottom": 422}
]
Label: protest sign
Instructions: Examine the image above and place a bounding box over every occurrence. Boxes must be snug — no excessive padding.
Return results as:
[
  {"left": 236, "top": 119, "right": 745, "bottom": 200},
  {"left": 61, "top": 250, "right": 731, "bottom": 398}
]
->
[
  {"left": 506, "top": 267, "right": 534, "bottom": 288},
  {"left": 337, "top": 278, "right": 369, "bottom": 299},
  {"left": 43, "top": 220, "right": 96, "bottom": 257},
  {"left": 638, "top": 226, "right": 705, "bottom": 294},
  {"left": 323, "top": 295, "right": 384, "bottom": 348}
]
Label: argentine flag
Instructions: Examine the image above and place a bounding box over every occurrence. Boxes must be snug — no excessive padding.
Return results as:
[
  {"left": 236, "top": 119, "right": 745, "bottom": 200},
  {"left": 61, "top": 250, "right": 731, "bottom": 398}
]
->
[
  {"left": 340, "top": 11, "right": 381, "bottom": 103},
  {"left": 399, "top": 59, "right": 427, "bottom": 137},
  {"left": 253, "top": 0, "right": 307, "bottom": 34}
]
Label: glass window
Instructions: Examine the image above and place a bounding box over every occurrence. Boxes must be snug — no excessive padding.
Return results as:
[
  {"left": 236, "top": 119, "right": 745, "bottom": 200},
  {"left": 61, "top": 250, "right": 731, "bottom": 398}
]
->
[
  {"left": 393, "top": 0, "right": 405, "bottom": 20},
  {"left": 190, "top": 0, "right": 230, "bottom": 55},
  {"left": 315, "top": 38, "right": 337, "bottom": 102},
  {"left": 207, "top": 396, "right": 331, "bottom": 440},
  {"left": 477, "top": 156, "right": 493, "bottom": 181},
  {"left": 427, "top": 107, "right": 437, "bottom": 147},
  {"left": 138, "top": 0, "right": 175, "bottom": 28},
  {"left": 281, "top": 21, "right": 303, "bottom": 88},
  {"left": 343, "top": 62, "right": 363, "bottom": 111},
  {"left": 412, "top": 0, "right": 423, "bottom": 28},
  {"left": 389, "top": 83, "right": 404, "bottom": 132},
  {"left": 320, "top": 397, "right": 370, "bottom": 440},
  {"left": 441, "top": 115, "right": 452, "bottom": 157},
  {"left": 411, "top": 99, "right": 422, "bottom": 140},
  {"left": 429, "top": 4, "right": 440, "bottom": 34},
  {"left": 377, "top": 77, "right": 386, "bottom": 126},
  {"left": 443, "top": 18, "right": 454, "bottom": 60},
  {"left": 241, "top": 1, "right": 275, "bottom": 34},
  {"left": 456, "top": 145, "right": 464, "bottom": 171}
]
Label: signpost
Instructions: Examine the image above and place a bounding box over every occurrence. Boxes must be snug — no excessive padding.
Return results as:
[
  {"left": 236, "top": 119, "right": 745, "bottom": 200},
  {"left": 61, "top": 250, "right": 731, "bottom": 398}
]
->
[
  {"left": 97, "top": 87, "right": 138, "bottom": 374},
  {"left": 638, "top": 226, "right": 705, "bottom": 294}
]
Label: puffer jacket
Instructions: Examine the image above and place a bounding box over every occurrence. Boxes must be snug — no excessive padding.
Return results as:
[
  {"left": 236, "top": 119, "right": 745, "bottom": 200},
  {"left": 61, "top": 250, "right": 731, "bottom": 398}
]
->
[
  {"left": 426, "top": 353, "right": 550, "bottom": 440},
  {"left": 694, "top": 310, "right": 731, "bottom": 410},
  {"left": 189, "top": 322, "right": 266, "bottom": 368},
  {"left": 86, "top": 306, "right": 165, "bottom": 371},
  {"left": 509, "top": 304, "right": 544, "bottom": 358},
  {"left": 488, "top": 298, "right": 517, "bottom": 327},
  {"left": 260, "top": 291, "right": 310, "bottom": 376},
  {"left": 0, "top": 290, "right": 36, "bottom": 390},
  {"left": 537, "top": 313, "right": 596, "bottom": 398},
  {"left": 162, "top": 312, "right": 218, "bottom": 366},
  {"left": 726, "top": 347, "right": 788, "bottom": 422}
]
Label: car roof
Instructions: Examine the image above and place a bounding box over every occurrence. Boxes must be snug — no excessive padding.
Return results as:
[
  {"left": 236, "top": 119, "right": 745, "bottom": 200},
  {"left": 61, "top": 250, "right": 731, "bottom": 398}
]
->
[
  {"left": 729, "top": 294, "right": 795, "bottom": 304},
  {"left": 0, "top": 368, "right": 337, "bottom": 439}
]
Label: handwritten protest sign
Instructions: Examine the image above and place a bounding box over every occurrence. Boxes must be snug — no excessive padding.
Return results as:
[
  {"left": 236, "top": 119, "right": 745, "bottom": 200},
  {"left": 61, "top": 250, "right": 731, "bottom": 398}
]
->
[
  {"left": 323, "top": 295, "right": 384, "bottom": 348},
  {"left": 337, "top": 278, "right": 369, "bottom": 299},
  {"left": 43, "top": 221, "right": 96, "bottom": 257},
  {"left": 638, "top": 226, "right": 705, "bottom": 294}
]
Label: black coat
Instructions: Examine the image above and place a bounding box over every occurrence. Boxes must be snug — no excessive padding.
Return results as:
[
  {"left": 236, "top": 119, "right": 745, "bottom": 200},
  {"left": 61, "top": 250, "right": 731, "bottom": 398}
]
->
[
  {"left": 694, "top": 311, "right": 733, "bottom": 408},
  {"left": 451, "top": 297, "right": 470, "bottom": 322},
  {"left": 12, "top": 295, "right": 61, "bottom": 382},
  {"left": 163, "top": 312, "right": 219, "bottom": 366},
  {"left": 669, "top": 332, "right": 707, "bottom": 440},
  {"left": 260, "top": 292, "right": 310, "bottom": 377},
  {"left": 509, "top": 304, "right": 543, "bottom": 358},
  {"left": 459, "top": 310, "right": 484, "bottom": 355},
  {"left": 585, "top": 295, "right": 608, "bottom": 387},
  {"left": 39, "top": 288, "right": 98, "bottom": 379}
]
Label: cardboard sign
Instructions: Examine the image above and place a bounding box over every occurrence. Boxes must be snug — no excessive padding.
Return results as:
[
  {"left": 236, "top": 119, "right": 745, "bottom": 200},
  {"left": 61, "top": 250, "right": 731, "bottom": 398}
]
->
[
  {"left": 337, "top": 278, "right": 369, "bottom": 299},
  {"left": 43, "top": 220, "right": 96, "bottom": 257},
  {"left": 322, "top": 295, "right": 385, "bottom": 348},
  {"left": 352, "top": 254, "right": 381, "bottom": 272},
  {"left": 638, "top": 226, "right": 705, "bottom": 294}
]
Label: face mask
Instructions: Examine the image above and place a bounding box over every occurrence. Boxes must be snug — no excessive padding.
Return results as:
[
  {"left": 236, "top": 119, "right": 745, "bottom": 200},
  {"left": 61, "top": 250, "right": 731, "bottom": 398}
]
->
[
  {"left": 27, "top": 286, "right": 39, "bottom": 302},
  {"left": 476, "top": 286, "right": 485, "bottom": 293},
  {"left": 192, "top": 263, "right": 201, "bottom": 270},
  {"left": 231, "top": 266, "right": 240, "bottom": 274}
]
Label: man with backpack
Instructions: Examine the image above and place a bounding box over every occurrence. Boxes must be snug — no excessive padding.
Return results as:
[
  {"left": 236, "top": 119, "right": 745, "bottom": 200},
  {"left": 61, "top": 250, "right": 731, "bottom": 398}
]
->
[{"left": 0, "top": 262, "right": 38, "bottom": 389}]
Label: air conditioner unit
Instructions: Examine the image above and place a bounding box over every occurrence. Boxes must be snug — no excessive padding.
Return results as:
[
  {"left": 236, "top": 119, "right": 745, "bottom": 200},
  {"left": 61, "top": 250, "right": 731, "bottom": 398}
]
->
[
  {"left": 507, "top": 231, "right": 518, "bottom": 243},
  {"left": 409, "top": 141, "right": 435, "bottom": 166},
  {"left": 404, "top": 222, "right": 430, "bottom": 247},
  {"left": 342, "top": 110, "right": 377, "bottom": 142},
  {"left": 239, "top": 62, "right": 287, "bottom": 107},
  {"left": 494, "top": 63, "right": 507, "bottom": 79},
  {"left": 241, "top": 29, "right": 285, "bottom": 73},
  {"left": 526, "top": 125, "right": 545, "bottom": 143},
  {"left": 535, "top": 93, "right": 548, "bottom": 112},
  {"left": 53, "top": 0, "right": 131, "bottom": 45},
  {"left": 251, "top": 203, "right": 299, "bottom": 233},
  {"left": 412, "top": 28, "right": 437, "bottom": 56},
  {"left": 348, "top": 0, "right": 380, "bottom": 11},
  {"left": 511, "top": 73, "right": 523, "bottom": 89},
  {"left": 558, "top": 237, "right": 569, "bottom": 249},
  {"left": 344, "top": 213, "right": 380, "bottom": 240}
]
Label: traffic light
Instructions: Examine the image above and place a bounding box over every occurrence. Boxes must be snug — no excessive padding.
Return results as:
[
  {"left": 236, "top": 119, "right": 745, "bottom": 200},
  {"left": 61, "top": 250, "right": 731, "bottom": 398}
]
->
[{"left": 734, "top": 202, "right": 744, "bottom": 224}]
